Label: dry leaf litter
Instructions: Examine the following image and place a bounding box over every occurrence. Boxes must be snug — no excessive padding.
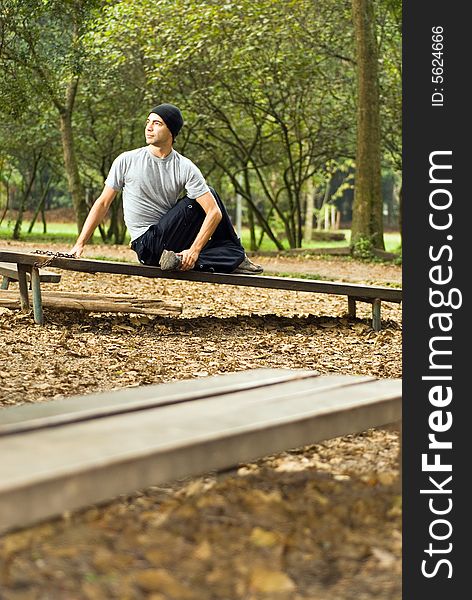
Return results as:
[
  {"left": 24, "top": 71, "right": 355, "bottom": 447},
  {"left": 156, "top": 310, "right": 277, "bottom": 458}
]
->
[{"left": 0, "top": 242, "right": 402, "bottom": 600}]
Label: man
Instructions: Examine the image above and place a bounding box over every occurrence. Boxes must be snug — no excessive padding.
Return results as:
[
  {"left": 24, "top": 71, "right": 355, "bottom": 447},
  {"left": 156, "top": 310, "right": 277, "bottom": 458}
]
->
[{"left": 70, "top": 103, "right": 263, "bottom": 274}]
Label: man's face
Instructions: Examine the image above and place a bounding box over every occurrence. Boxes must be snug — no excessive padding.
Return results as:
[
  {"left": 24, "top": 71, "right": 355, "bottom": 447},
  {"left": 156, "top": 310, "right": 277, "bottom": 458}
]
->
[{"left": 145, "top": 113, "right": 172, "bottom": 145}]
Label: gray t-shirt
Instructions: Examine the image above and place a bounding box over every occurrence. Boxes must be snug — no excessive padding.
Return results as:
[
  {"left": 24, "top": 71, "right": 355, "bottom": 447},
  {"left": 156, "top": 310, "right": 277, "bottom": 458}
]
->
[{"left": 105, "top": 146, "right": 210, "bottom": 241}]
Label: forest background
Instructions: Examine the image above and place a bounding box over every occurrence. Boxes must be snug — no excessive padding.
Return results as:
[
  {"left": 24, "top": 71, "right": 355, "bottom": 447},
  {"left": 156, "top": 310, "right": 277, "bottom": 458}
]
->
[{"left": 0, "top": 0, "right": 401, "bottom": 255}]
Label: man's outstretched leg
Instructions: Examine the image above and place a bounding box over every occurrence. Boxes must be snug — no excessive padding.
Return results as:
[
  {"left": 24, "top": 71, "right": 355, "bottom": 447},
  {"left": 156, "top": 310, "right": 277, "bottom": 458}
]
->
[
  {"left": 197, "top": 187, "right": 263, "bottom": 273},
  {"left": 132, "top": 188, "right": 263, "bottom": 273}
]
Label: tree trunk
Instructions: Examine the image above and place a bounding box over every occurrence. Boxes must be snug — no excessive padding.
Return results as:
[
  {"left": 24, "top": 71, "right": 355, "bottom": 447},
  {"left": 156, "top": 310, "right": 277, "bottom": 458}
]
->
[
  {"left": 351, "top": 0, "right": 385, "bottom": 252},
  {"left": 0, "top": 182, "right": 10, "bottom": 227},
  {"left": 13, "top": 155, "right": 40, "bottom": 240},
  {"left": 59, "top": 109, "right": 87, "bottom": 233},
  {"left": 317, "top": 178, "right": 331, "bottom": 230},
  {"left": 242, "top": 167, "right": 284, "bottom": 250},
  {"left": 28, "top": 176, "right": 52, "bottom": 233},
  {"left": 303, "top": 178, "right": 315, "bottom": 244},
  {"left": 330, "top": 205, "right": 336, "bottom": 230},
  {"left": 106, "top": 196, "right": 127, "bottom": 245},
  {"left": 247, "top": 204, "right": 257, "bottom": 251},
  {"left": 398, "top": 183, "right": 403, "bottom": 245},
  {"left": 41, "top": 202, "right": 47, "bottom": 233},
  {"left": 58, "top": 76, "right": 87, "bottom": 233}
]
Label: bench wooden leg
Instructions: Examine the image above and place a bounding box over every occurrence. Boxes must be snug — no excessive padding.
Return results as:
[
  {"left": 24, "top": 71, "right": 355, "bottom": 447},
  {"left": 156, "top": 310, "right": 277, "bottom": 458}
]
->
[
  {"left": 1, "top": 276, "right": 10, "bottom": 290},
  {"left": 31, "top": 268, "right": 44, "bottom": 325},
  {"left": 372, "top": 298, "right": 381, "bottom": 331},
  {"left": 17, "top": 264, "right": 30, "bottom": 311},
  {"left": 348, "top": 296, "right": 356, "bottom": 318}
]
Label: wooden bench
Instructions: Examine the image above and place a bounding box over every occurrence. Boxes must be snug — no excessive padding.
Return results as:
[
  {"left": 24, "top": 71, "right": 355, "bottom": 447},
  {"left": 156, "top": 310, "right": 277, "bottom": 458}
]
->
[
  {"left": 0, "top": 260, "right": 61, "bottom": 289},
  {"left": 0, "top": 250, "right": 402, "bottom": 329},
  {"left": 0, "top": 368, "right": 401, "bottom": 534}
]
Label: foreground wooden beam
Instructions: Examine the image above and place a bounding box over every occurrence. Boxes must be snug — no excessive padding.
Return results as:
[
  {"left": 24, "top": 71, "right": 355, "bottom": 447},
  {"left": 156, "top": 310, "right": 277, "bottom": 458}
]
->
[
  {"left": 0, "top": 289, "right": 182, "bottom": 316},
  {"left": 0, "top": 369, "right": 315, "bottom": 436},
  {"left": 0, "top": 369, "right": 401, "bottom": 534}
]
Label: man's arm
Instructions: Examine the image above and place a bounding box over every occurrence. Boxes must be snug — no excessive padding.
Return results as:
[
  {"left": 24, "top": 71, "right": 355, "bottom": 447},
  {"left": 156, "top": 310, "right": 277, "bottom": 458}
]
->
[
  {"left": 179, "top": 190, "right": 222, "bottom": 270},
  {"left": 70, "top": 184, "right": 118, "bottom": 257}
]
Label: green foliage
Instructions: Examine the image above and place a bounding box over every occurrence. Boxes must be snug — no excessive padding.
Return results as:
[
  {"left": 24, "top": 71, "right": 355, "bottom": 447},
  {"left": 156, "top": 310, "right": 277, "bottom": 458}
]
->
[
  {"left": 0, "top": 0, "right": 101, "bottom": 110},
  {"left": 392, "top": 244, "right": 402, "bottom": 265},
  {"left": 351, "top": 235, "right": 374, "bottom": 259},
  {"left": 376, "top": 0, "right": 402, "bottom": 171},
  {"left": 0, "top": 0, "right": 402, "bottom": 246}
]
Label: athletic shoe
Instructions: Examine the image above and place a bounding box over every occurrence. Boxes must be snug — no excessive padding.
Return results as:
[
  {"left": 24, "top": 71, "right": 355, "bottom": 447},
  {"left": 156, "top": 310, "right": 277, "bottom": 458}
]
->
[
  {"left": 159, "top": 249, "right": 182, "bottom": 270},
  {"left": 232, "top": 255, "right": 264, "bottom": 274}
]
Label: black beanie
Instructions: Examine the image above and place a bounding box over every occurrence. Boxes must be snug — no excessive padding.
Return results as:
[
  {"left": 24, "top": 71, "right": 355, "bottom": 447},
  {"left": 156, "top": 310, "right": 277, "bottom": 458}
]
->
[{"left": 149, "top": 103, "right": 184, "bottom": 140}]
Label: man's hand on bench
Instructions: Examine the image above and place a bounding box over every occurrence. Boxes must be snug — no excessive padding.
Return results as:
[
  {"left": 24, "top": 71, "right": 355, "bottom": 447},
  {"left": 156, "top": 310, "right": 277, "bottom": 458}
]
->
[
  {"left": 69, "top": 243, "right": 84, "bottom": 259},
  {"left": 179, "top": 248, "right": 199, "bottom": 271}
]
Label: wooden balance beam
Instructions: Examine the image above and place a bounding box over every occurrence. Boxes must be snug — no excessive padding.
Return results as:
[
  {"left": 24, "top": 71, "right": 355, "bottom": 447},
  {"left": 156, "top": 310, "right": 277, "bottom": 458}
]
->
[
  {"left": 0, "top": 250, "right": 402, "bottom": 329},
  {"left": 0, "top": 368, "right": 401, "bottom": 534}
]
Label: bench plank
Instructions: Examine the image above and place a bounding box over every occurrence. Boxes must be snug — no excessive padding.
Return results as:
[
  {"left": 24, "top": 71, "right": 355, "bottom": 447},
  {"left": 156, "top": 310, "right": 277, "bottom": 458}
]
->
[
  {"left": 0, "top": 370, "right": 370, "bottom": 436},
  {"left": 0, "top": 251, "right": 402, "bottom": 301},
  {"left": 0, "top": 250, "right": 402, "bottom": 329},
  {"left": 0, "top": 369, "right": 316, "bottom": 435},
  {"left": 0, "top": 289, "right": 182, "bottom": 316},
  {"left": 0, "top": 261, "right": 61, "bottom": 284},
  {"left": 0, "top": 371, "right": 401, "bottom": 533}
]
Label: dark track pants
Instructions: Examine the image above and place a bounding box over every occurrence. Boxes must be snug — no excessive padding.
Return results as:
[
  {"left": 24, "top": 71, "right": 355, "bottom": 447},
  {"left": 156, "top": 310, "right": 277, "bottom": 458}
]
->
[{"left": 130, "top": 187, "right": 245, "bottom": 273}]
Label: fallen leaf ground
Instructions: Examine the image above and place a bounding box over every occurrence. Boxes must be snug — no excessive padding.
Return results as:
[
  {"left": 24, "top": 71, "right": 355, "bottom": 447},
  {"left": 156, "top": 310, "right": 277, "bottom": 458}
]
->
[{"left": 0, "top": 241, "right": 402, "bottom": 600}]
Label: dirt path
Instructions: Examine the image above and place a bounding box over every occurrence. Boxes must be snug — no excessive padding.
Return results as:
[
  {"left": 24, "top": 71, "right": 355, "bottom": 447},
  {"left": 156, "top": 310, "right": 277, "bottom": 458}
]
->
[
  {"left": 255, "top": 255, "right": 401, "bottom": 285},
  {"left": 0, "top": 241, "right": 402, "bottom": 600}
]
